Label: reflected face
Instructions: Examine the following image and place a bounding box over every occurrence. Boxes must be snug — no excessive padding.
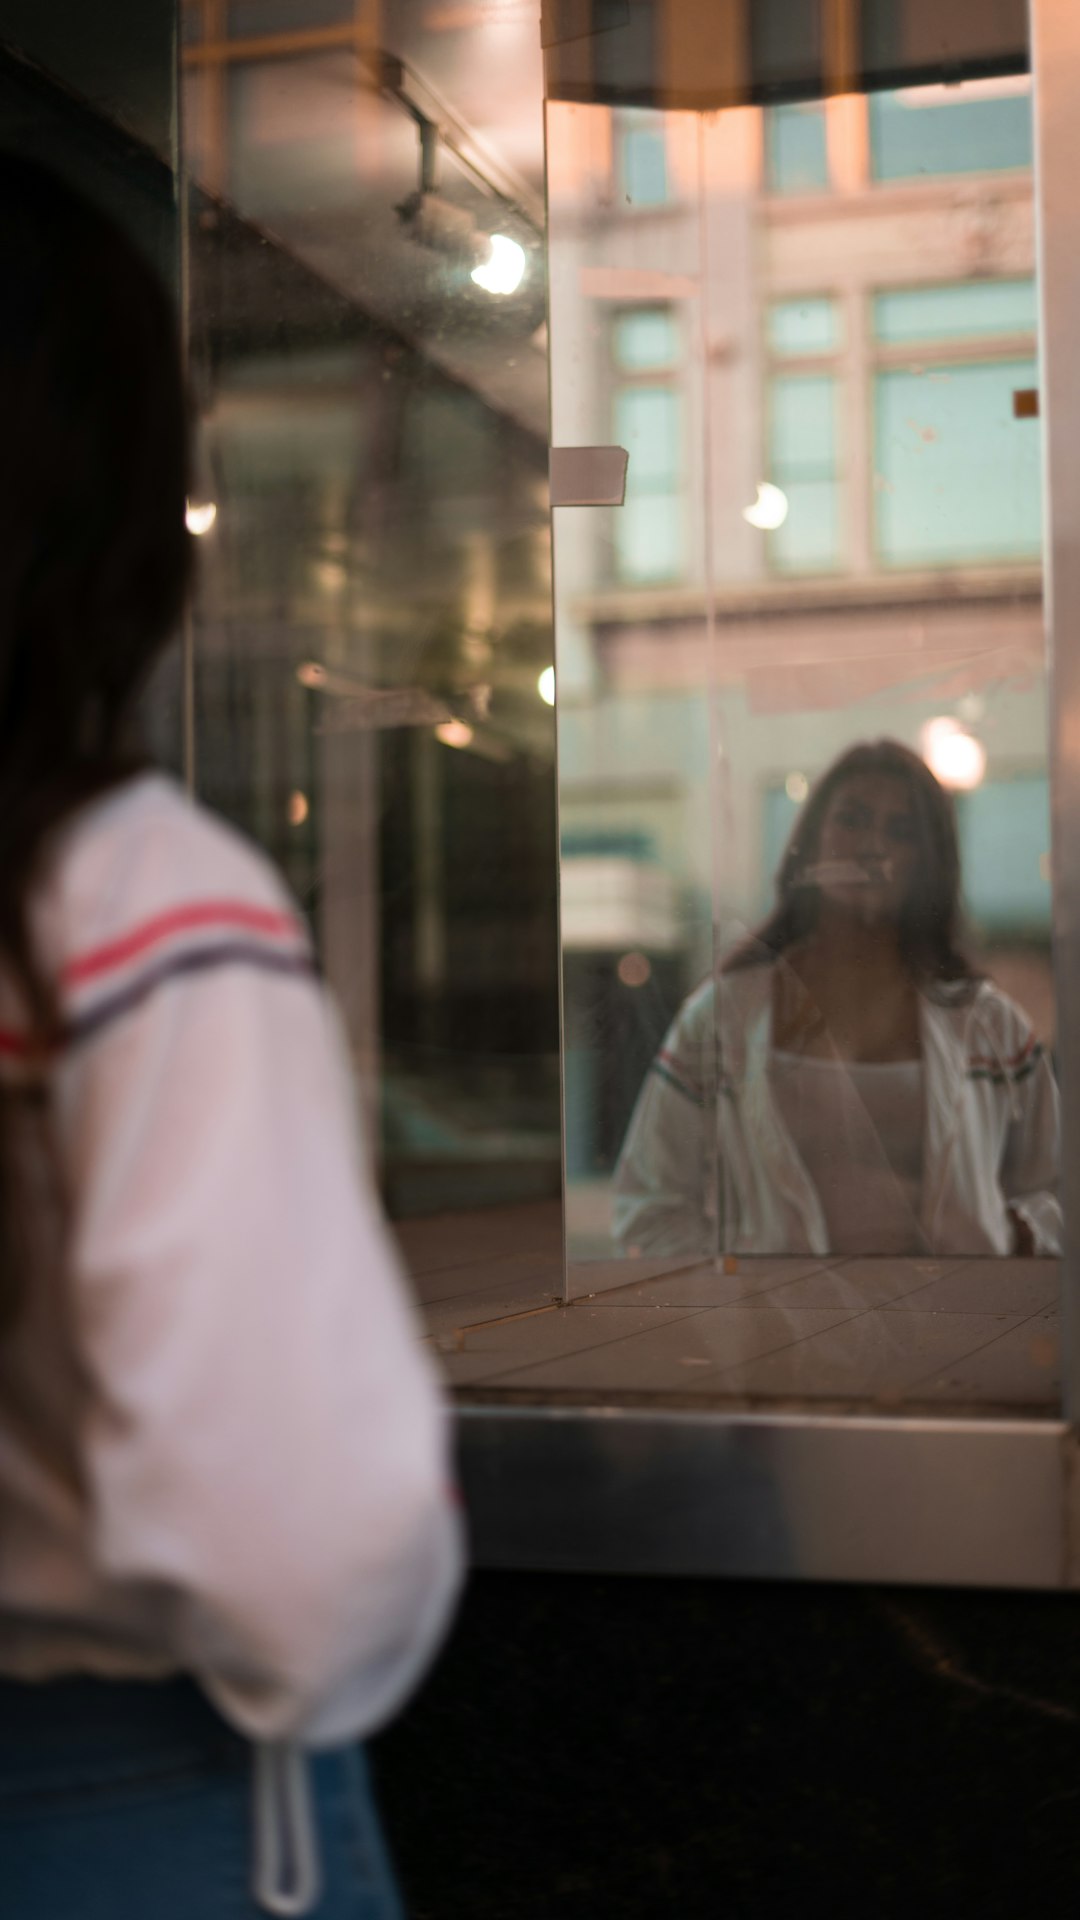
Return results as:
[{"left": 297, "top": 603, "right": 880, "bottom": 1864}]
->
[{"left": 811, "top": 774, "right": 920, "bottom": 922}]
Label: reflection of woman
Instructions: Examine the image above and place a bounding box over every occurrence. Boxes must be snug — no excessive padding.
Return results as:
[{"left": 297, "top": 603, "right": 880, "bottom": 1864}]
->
[
  {"left": 614, "top": 740, "right": 1061, "bottom": 1260},
  {"left": 0, "top": 163, "right": 459, "bottom": 1913}
]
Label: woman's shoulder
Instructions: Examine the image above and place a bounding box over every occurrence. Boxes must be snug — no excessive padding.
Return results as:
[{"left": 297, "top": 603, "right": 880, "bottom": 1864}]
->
[{"left": 35, "top": 772, "right": 308, "bottom": 986}]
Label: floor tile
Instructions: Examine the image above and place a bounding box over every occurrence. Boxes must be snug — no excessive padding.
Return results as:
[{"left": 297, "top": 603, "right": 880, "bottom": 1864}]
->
[
  {"left": 587, "top": 1257, "right": 834, "bottom": 1311},
  {"left": 884, "top": 1261, "right": 1059, "bottom": 1318},
  {"left": 461, "top": 1301, "right": 699, "bottom": 1366},
  {"left": 708, "top": 1309, "right": 1030, "bottom": 1403},
  {"left": 908, "top": 1309, "right": 1060, "bottom": 1408},
  {"left": 751, "top": 1260, "right": 958, "bottom": 1312},
  {"left": 422, "top": 1281, "right": 563, "bottom": 1340},
  {"left": 493, "top": 1303, "right": 860, "bottom": 1393}
]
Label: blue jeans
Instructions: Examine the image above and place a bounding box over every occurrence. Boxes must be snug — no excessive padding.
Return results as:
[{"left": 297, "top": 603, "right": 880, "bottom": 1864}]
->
[{"left": 0, "top": 1675, "right": 406, "bottom": 1919}]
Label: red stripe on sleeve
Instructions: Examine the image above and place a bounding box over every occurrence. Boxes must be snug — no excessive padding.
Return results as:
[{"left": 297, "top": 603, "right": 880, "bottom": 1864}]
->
[{"left": 64, "top": 901, "right": 303, "bottom": 987}]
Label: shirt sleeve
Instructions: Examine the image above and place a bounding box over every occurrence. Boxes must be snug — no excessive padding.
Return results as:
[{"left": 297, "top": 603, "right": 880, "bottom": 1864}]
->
[
  {"left": 49, "top": 851, "right": 463, "bottom": 1747},
  {"left": 1000, "top": 1038, "right": 1063, "bottom": 1257},
  {"left": 611, "top": 1000, "right": 715, "bottom": 1258}
]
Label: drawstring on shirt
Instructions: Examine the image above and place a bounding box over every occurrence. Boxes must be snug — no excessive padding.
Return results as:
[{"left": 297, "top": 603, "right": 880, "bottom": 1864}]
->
[{"left": 252, "top": 1742, "right": 321, "bottom": 1916}]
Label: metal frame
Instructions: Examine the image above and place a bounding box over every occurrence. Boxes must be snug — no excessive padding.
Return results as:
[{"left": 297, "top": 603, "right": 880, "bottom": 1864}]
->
[
  {"left": 1033, "top": 0, "right": 1080, "bottom": 1424},
  {"left": 456, "top": 0, "right": 1080, "bottom": 1593},
  {"left": 458, "top": 1405, "right": 1077, "bottom": 1588}
]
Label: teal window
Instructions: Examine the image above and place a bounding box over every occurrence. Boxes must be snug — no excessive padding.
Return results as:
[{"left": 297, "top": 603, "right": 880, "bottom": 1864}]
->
[
  {"left": 765, "top": 103, "right": 829, "bottom": 195},
  {"left": 767, "top": 373, "right": 841, "bottom": 573},
  {"left": 957, "top": 776, "right": 1051, "bottom": 934},
  {"left": 613, "top": 309, "right": 679, "bottom": 372},
  {"left": 768, "top": 296, "right": 840, "bottom": 358},
  {"left": 873, "top": 280, "right": 1037, "bottom": 346},
  {"left": 870, "top": 84, "right": 1033, "bottom": 182},
  {"left": 874, "top": 359, "right": 1042, "bottom": 567},
  {"left": 618, "top": 114, "right": 668, "bottom": 208},
  {"left": 614, "top": 386, "right": 682, "bottom": 582}
]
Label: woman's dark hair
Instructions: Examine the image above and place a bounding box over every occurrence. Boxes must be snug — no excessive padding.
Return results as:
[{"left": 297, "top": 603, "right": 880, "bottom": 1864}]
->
[
  {"left": 725, "top": 738, "right": 977, "bottom": 991},
  {"left": 0, "top": 156, "right": 191, "bottom": 1312}
]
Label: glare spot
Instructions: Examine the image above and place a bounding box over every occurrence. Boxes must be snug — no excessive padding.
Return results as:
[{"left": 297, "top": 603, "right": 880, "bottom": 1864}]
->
[
  {"left": 435, "top": 720, "right": 474, "bottom": 749},
  {"left": 185, "top": 500, "right": 217, "bottom": 537},
  {"left": 288, "top": 790, "right": 309, "bottom": 827},
  {"left": 920, "top": 716, "right": 986, "bottom": 791},
  {"left": 617, "top": 951, "right": 652, "bottom": 989},
  {"left": 538, "top": 666, "right": 556, "bottom": 706},
  {"left": 471, "top": 234, "right": 527, "bottom": 297},
  {"left": 742, "top": 482, "right": 789, "bottom": 531}
]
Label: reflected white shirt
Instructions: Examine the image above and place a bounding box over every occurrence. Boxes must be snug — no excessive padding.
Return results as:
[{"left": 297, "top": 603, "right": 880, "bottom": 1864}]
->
[{"left": 769, "top": 1050, "right": 926, "bottom": 1255}]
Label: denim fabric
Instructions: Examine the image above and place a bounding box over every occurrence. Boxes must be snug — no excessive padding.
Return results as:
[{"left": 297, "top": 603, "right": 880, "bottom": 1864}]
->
[{"left": 0, "top": 1676, "right": 406, "bottom": 1919}]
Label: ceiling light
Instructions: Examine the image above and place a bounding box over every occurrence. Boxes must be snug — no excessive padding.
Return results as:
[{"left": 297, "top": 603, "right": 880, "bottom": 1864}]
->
[
  {"left": 186, "top": 499, "right": 217, "bottom": 537},
  {"left": 472, "top": 234, "right": 527, "bottom": 296},
  {"left": 742, "top": 482, "right": 789, "bottom": 531}
]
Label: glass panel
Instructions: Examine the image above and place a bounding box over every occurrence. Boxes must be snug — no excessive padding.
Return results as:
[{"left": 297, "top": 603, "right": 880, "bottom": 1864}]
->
[
  {"left": 874, "top": 280, "right": 1038, "bottom": 345},
  {"left": 768, "top": 373, "right": 840, "bottom": 572},
  {"left": 617, "top": 112, "right": 668, "bottom": 207},
  {"left": 769, "top": 296, "right": 839, "bottom": 357},
  {"left": 870, "top": 79, "right": 1033, "bottom": 181},
  {"left": 765, "top": 103, "right": 829, "bottom": 194},
  {"left": 615, "top": 387, "right": 680, "bottom": 485},
  {"left": 182, "top": 0, "right": 561, "bottom": 1255},
  {"left": 875, "top": 360, "right": 1042, "bottom": 565},
  {"left": 551, "top": 56, "right": 1060, "bottom": 1414},
  {"left": 614, "top": 308, "right": 680, "bottom": 371}
]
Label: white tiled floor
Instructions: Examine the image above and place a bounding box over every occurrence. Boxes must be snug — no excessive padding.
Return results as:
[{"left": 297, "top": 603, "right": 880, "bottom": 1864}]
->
[{"left": 393, "top": 1203, "right": 1061, "bottom": 1414}]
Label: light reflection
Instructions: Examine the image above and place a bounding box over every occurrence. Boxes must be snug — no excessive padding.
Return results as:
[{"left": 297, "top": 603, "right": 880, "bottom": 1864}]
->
[
  {"left": 537, "top": 665, "right": 555, "bottom": 706},
  {"left": 920, "top": 716, "right": 987, "bottom": 791},
  {"left": 617, "top": 951, "right": 651, "bottom": 989},
  {"left": 741, "top": 482, "right": 789, "bottom": 531},
  {"left": 185, "top": 499, "right": 217, "bottom": 536},
  {"left": 435, "top": 719, "right": 474, "bottom": 748},
  {"left": 471, "top": 233, "right": 527, "bottom": 296}
]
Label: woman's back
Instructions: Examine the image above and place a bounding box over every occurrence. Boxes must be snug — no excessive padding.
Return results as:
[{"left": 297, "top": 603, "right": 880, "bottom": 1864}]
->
[{"left": 0, "top": 769, "right": 460, "bottom": 1743}]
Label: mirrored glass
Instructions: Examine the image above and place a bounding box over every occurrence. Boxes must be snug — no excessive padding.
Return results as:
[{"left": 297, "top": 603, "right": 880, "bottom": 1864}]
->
[
  {"left": 180, "top": 0, "right": 561, "bottom": 1266},
  {"left": 552, "top": 67, "right": 1060, "bottom": 1411}
]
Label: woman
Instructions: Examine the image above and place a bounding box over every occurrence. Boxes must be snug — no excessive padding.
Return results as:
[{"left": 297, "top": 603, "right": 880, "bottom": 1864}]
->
[
  {"left": 614, "top": 739, "right": 1061, "bottom": 1260},
  {"left": 0, "top": 161, "right": 460, "bottom": 1913}
]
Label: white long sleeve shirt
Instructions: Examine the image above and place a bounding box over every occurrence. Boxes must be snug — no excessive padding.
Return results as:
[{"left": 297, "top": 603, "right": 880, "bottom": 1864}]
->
[
  {"left": 0, "top": 772, "right": 462, "bottom": 1747},
  {"left": 613, "top": 958, "right": 1062, "bottom": 1261}
]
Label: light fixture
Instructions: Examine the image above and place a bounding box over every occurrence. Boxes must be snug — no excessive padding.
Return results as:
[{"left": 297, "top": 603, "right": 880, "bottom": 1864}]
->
[
  {"left": 435, "top": 719, "right": 474, "bottom": 749},
  {"left": 920, "top": 716, "right": 987, "bottom": 791},
  {"left": 617, "top": 952, "right": 652, "bottom": 989},
  {"left": 742, "top": 482, "right": 789, "bottom": 531},
  {"left": 296, "top": 662, "right": 328, "bottom": 690},
  {"left": 471, "top": 233, "right": 527, "bottom": 297},
  {"left": 186, "top": 499, "right": 217, "bottom": 537},
  {"left": 537, "top": 666, "right": 555, "bottom": 706}
]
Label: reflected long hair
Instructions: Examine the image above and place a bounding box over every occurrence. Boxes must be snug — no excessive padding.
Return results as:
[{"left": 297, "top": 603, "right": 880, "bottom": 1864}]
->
[
  {"left": 0, "top": 157, "right": 191, "bottom": 1318},
  {"left": 725, "top": 739, "right": 978, "bottom": 992}
]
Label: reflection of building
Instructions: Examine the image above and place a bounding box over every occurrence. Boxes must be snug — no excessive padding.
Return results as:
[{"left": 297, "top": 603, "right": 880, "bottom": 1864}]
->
[
  {"left": 178, "top": 2, "right": 562, "bottom": 1213},
  {"left": 549, "top": 79, "right": 1052, "bottom": 1204}
]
